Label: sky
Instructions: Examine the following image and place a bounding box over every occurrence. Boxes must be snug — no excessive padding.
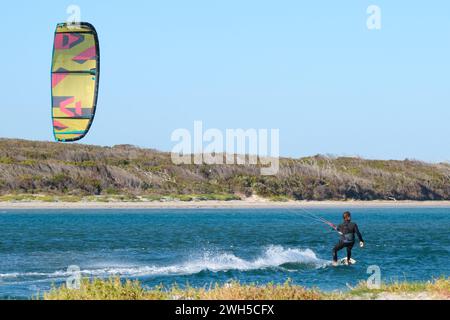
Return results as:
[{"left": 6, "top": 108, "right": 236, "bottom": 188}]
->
[{"left": 0, "top": 0, "right": 449, "bottom": 162}]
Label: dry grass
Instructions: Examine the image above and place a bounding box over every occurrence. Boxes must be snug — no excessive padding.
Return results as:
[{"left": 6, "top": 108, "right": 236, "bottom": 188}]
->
[
  {"left": 345, "top": 277, "right": 450, "bottom": 299},
  {"left": 44, "top": 279, "right": 331, "bottom": 300},
  {"left": 43, "top": 277, "right": 450, "bottom": 300}
]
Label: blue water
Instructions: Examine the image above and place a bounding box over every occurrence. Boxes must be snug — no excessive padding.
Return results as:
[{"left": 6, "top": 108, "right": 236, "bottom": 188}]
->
[{"left": 0, "top": 208, "right": 449, "bottom": 299}]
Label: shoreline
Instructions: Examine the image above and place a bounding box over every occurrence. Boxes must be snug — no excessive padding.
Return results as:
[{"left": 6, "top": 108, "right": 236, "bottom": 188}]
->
[{"left": 1, "top": 199, "right": 450, "bottom": 210}]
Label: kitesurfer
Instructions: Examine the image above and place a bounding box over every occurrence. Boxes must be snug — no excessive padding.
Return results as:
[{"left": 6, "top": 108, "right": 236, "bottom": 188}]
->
[{"left": 332, "top": 211, "right": 364, "bottom": 266}]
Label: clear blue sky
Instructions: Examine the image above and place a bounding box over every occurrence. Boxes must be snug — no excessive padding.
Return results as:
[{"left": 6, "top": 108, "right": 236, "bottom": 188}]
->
[{"left": 1, "top": 1, "right": 449, "bottom": 162}]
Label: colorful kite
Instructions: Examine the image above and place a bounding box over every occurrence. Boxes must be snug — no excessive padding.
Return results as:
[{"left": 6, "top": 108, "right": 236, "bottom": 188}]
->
[{"left": 51, "top": 22, "right": 100, "bottom": 142}]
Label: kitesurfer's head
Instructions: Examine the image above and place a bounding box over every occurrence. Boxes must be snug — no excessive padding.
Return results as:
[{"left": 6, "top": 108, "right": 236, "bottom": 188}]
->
[{"left": 343, "top": 211, "right": 351, "bottom": 222}]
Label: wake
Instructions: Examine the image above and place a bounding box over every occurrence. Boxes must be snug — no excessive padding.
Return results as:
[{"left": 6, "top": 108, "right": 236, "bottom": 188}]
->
[{"left": 0, "top": 246, "right": 330, "bottom": 281}]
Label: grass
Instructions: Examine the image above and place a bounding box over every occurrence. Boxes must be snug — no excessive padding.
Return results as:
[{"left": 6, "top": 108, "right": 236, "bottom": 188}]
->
[
  {"left": 0, "top": 194, "right": 35, "bottom": 202},
  {"left": 0, "top": 194, "right": 83, "bottom": 203},
  {"left": 43, "top": 279, "right": 327, "bottom": 300},
  {"left": 189, "top": 194, "right": 241, "bottom": 201},
  {"left": 269, "top": 195, "right": 291, "bottom": 202},
  {"left": 43, "top": 277, "right": 450, "bottom": 300},
  {"left": 0, "top": 193, "right": 241, "bottom": 203},
  {"left": 345, "top": 277, "right": 450, "bottom": 299}
]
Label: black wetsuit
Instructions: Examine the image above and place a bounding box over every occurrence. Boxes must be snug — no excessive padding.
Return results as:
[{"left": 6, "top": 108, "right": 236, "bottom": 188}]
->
[{"left": 332, "top": 221, "right": 364, "bottom": 262}]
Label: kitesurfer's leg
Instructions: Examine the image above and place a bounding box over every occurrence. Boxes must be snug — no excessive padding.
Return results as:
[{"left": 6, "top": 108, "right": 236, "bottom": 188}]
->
[
  {"left": 346, "top": 243, "right": 354, "bottom": 262},
  {"left": 333, "top": 241, "right": 345, "bottom": 262}
]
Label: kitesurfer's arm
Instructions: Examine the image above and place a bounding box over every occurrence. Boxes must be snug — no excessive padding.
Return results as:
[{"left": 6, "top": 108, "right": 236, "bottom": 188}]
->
[{"left": 355, "top": 224, "right": 364, "bottom": 247}]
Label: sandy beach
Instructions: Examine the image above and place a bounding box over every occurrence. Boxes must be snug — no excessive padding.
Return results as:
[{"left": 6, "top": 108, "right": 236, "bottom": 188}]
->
[{"left": 1, "top": 197, "right": 449, "bottom": 210}]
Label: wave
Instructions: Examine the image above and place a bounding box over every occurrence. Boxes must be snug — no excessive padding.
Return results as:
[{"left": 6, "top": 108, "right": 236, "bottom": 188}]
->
[{"left": 0, "top": 246, "right": 330, "bottom": 280}]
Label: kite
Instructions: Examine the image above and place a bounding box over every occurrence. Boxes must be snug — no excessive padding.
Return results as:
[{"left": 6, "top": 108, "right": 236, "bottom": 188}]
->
[{"left": 51, "top": 22, "right": 100, "bottom": 142}]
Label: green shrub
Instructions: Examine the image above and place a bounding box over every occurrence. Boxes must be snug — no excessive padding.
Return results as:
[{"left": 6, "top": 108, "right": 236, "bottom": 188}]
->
[{"left": 0, "top": 156, "right": 15, "bottom": 164}]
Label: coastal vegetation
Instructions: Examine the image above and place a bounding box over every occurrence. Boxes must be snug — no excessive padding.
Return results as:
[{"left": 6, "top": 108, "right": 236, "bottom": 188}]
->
[
  {"left": 1, "top": 138, "right": 449, "bottom": 201},
  {"left": 43, "top": 277, "right": 450, "bottom": 300}
]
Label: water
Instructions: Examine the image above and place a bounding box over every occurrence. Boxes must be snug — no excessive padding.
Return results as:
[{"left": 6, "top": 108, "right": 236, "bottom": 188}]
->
[{"left": 0, "top": 208, "right": 449, "bottom": 299}]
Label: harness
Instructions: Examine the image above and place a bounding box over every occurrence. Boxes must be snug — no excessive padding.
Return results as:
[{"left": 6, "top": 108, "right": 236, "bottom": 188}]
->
[{"left": 340, "top": 223, "right": 355, "bottom": 243}]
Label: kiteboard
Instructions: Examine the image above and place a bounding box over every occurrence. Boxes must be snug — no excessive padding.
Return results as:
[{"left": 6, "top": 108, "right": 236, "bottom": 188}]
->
[{"left": 338, "top": 258, "right": 356, "bottom": 266}]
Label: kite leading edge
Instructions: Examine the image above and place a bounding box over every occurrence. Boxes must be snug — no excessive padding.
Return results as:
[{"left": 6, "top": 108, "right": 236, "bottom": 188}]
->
[{"left": 51, "top": 22, "right": 100, "bottom": 142}]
